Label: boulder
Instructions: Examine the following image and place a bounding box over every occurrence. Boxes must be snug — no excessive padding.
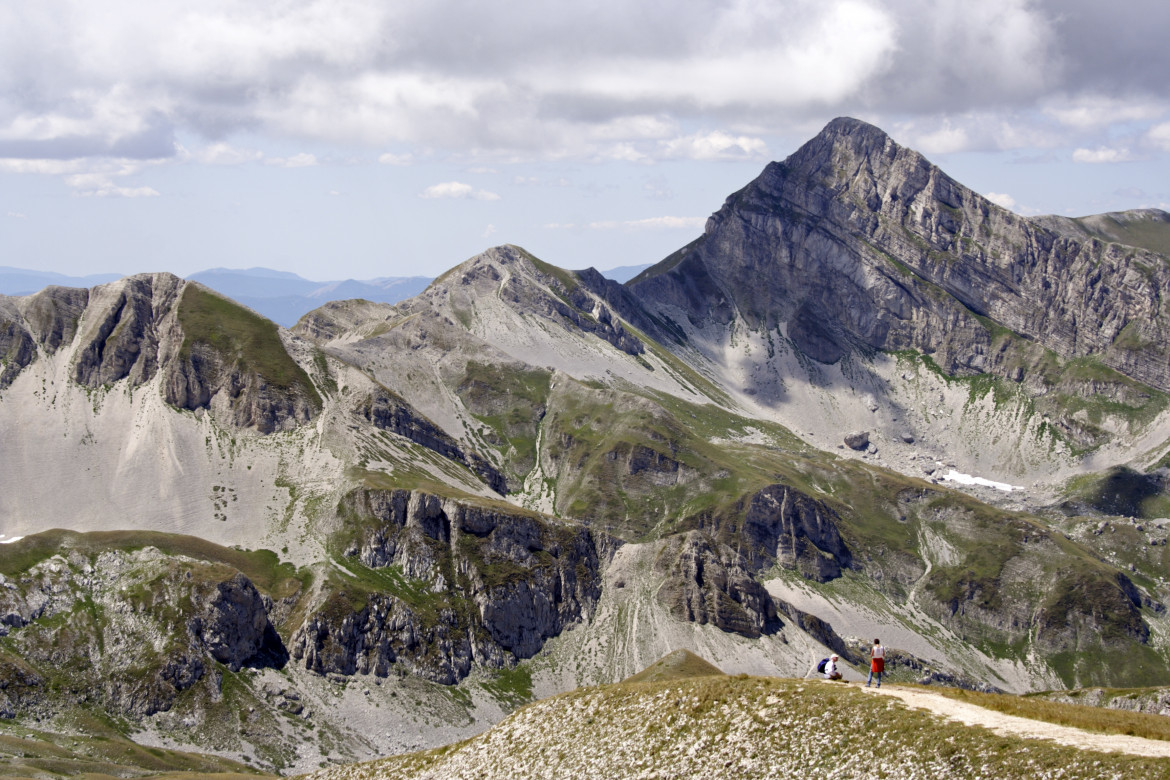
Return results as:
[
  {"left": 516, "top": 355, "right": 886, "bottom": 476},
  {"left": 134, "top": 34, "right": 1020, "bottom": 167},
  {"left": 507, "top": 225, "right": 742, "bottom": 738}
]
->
[{"left": 844, "top": 431, "right": 870, "bottom": 450}]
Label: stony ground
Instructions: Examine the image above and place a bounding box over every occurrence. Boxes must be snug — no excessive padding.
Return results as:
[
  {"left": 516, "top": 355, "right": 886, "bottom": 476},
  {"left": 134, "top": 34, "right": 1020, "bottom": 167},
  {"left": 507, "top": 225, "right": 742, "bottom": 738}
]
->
[{"left": 303, "top": 677, "right": 1170, "bottom": 780}]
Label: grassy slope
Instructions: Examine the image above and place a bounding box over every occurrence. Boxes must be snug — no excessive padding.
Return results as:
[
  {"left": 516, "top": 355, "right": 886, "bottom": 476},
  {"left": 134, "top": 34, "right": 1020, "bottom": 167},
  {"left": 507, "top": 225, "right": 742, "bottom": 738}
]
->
[
  {"left": 0, "top": 529, "right": 305, "bottom": 600},
  {"left": 0, "top": 720, "right": 266, "bottom": 779},
  {"left": 177, "top": 284, "right": 321, "bottom": 407},
  {"left": 309, "top": 676, "right": 1170, "bottom": 780}
]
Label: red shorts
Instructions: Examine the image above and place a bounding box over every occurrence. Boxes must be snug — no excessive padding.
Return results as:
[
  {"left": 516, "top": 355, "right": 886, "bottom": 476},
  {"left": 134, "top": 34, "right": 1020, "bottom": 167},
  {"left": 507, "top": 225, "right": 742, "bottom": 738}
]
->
[{"left": 871, "top": 658, "right": 884, "bottom": 674}]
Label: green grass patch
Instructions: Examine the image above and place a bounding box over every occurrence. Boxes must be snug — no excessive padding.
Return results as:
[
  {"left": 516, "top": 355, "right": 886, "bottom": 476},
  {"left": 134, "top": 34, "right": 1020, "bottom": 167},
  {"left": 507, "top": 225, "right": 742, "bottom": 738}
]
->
[
  {"left": 177, "top": 284, "right": 321, "bottom": 408},
  {"left": 0, "top": 530, "right": 304, "bottom": 600},
  {"left": 622, "top": 649, "right": 725, "bottom": 684}
]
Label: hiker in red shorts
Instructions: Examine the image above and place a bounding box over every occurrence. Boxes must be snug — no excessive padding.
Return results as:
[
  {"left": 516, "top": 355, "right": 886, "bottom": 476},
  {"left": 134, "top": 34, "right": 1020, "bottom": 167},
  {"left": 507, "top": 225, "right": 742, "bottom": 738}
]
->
[{"left": 866, "top": 639, "right": 884, "bottom": 687}]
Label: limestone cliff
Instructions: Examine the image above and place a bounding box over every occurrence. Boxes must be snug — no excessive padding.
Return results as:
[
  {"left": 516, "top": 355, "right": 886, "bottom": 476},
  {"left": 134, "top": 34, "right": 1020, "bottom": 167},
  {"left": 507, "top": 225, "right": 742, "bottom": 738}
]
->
[
  {"left": 0, "top": 273, "right": 321, "bottom": 432},
  {"left": 629, "top": 117, "right": 1170, "bottom": 390},
  {"left": 685, "top": 483, "right": 854, "bottom": 583},
  {"left": 290, "top": 489, "right": 610, "bottom": 683},
  {"left": 653, "top": 531, "right": 779, "bottom": 638}
]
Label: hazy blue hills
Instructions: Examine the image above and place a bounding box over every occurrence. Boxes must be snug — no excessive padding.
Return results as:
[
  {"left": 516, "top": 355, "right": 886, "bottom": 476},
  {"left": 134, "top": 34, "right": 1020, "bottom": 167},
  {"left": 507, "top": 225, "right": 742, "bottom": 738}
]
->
[
  {"left": 185, "top": 268, "right": 433, "bottom": 325},
  {"left": 595, "top": 262, "right": 652, "bottom": 283},
  {"left": 0, "top": 266, "right": 123, "bottom": 295},
  {"left": 1, "top": 265, "right": 642, "bottom": 326}
]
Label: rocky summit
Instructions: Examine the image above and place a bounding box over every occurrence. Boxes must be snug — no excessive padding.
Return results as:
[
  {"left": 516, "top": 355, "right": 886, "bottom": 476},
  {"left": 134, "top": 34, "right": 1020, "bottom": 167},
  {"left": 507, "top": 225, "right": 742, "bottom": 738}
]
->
[{"left": 3, "top": 118, "right": 1170, "bottom": 776}]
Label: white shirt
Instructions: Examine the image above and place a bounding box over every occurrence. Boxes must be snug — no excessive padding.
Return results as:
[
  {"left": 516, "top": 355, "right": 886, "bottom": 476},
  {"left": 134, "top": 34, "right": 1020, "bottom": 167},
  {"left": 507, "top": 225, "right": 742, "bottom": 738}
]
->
[{"left": 872, "top": 645, "right": 884, "bottom": 659}]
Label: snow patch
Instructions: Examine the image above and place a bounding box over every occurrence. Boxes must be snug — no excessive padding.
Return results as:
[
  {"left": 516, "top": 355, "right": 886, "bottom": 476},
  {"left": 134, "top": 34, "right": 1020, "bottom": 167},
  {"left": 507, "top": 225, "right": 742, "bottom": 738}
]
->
[
  {"left": 0, "top": 536, "right": 23, "bottom": 544},
  {"left": 942, "top": 470, "right": 1021, "bottom": 492}
]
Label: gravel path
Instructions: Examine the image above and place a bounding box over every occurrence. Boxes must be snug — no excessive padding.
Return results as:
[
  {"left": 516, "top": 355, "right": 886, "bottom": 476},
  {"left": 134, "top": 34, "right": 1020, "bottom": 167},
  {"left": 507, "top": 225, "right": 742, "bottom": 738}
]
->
[{"left": 865, "top": 685, "right": 1170, "bottom": 758}]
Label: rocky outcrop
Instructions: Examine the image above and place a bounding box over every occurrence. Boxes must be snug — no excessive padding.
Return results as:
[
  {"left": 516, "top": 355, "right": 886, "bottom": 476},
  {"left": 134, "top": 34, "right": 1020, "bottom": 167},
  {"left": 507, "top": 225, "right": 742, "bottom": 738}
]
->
[
  {"left": 358, "top": 390, "right": 507, "bottom": 495},
  {"left": 0, "top": 655, "right": 43, "bottom": 719},
  {"left": 189, "top": 572, "right": 283, "bottom": 672},
  {"left": 293, "top": 593, "right": 474, "bottom": 683},
  {"left": 654, "top": 531, "right": 780, "bottom": 639},
  {"left": 495, "top": 268, "right": 644, "bottom": 357},
  {"left": 688, "top": 483, "right": 853, "bottom": 583},
  {"left": 162, "top": 282, "right": 320, "bottom": 433},
  {"left": 72, "top": 274, "right": 181, "bottom": 388},
  {"left": 291, "top": 489, "right": 609, "bottom": 683},
  {"left": 0, "top": 546, "right": 286, "bottom": 719},
  {"left": 0, "top": 285, "right": 90, "bottom": 389},
  {"left": 1035, "top": 571, "right": 1148, "bottom": 649},
  {"left": 0, "top": 305, "right": 35, "bottom": 389},
  {"left": 629, "top": 117, "right": 1170, "bottom": 391},
  {"left": 1, "top": 273, "right": 321, "bottom": 432}
]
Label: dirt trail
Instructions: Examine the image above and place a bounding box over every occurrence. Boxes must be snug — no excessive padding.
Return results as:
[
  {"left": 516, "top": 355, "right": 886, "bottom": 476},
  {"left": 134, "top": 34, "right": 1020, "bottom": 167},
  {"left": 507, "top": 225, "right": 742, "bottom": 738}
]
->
[{"left": 863, "top": 684, "right": 1170, "bottom": 758}]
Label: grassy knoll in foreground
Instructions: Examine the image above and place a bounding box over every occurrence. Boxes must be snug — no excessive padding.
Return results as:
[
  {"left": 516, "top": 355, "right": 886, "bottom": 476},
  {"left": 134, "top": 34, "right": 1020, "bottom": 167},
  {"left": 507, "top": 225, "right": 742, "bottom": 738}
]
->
[{"left": 306, "top": 675, "right": 1170, "bottom": 780}]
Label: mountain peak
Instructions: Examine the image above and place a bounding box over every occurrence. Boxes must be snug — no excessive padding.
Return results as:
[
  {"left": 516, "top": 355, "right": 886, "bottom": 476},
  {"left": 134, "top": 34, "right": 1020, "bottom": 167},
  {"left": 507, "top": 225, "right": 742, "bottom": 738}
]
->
[{"left": 819, "top": 115, "right": 889, "bottom": 141}]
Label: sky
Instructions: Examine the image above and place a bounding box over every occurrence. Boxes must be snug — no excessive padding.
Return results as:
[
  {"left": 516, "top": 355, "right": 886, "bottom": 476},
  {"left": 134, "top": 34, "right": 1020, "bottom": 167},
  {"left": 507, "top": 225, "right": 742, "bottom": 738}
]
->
[{"left": 3, "top": 0, "right": 1170, "bottom": 281}]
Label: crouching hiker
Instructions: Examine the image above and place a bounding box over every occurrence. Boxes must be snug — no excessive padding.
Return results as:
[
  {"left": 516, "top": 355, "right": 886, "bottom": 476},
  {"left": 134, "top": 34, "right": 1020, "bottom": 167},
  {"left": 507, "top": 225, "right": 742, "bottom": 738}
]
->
[
  {"left": 824, "top": 654, "right": 842, "bottom": 681},
  {"left": 867, "top": 639, "right": 884, "bottom": 688}
]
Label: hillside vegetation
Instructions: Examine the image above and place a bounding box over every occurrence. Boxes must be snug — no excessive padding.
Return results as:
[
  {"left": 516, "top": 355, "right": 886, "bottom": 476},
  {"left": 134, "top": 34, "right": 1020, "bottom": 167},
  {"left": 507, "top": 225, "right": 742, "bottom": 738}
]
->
[{"left": 307, "top": 673, "right": 1170, "bottom": 780}]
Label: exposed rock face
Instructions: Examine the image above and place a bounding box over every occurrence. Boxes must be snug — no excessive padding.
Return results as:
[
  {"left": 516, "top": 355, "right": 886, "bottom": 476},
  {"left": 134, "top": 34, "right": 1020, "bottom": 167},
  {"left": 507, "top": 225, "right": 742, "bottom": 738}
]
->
[
  {"left": 358, "top": 390, "right": 507, "bottom": 494},
  {"left": 654, "top": 531, "right": 780, "bottom": 638},
  {"left": 689, "top": 483, "right": 853, "bottom": 583},
  {"left": 0, "top": 308, "right": 35, "bottom": 389},
  {"left": 162, "top": 282, "right": 320, "bottom": 433},
  {"left": 290, "top": 489, "right": 609, "bottom": 683},
  {"left": 491, "top": 249, "right": 644, "bottom": 357},
  {"left": 189, "top": 572, "right": 281, "bottom": 672},
  {"left": 629, "top": 117, "right": 1170, "bottom": 390},
  {"left": 0, "top": 286, "right": 90, "bottom": 388},
  {"left": 0, "top": 273, "right": 320, "bottom": 432},
  {"left": 0, "top": 548, "right": 284, "bottom": 719},
  {"left": 741, "top": 485, "right": 853, "bottom": 582},
  {"left": 0, "top": 655, "right": 43, "bottom": 719},
  {"left": 72, "top": 274, "right": 181, "bottom": 388}
]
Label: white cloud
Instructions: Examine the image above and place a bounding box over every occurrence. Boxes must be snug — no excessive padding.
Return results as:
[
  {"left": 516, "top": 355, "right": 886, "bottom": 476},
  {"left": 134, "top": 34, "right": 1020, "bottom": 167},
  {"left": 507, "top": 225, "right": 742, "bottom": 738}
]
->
[
  {"left": 1072, "top": 146, "right": 1135, "bottom": 164},
  {"left": 587, "top": 216, "right": 706, "bottom": 230},
  {"left": 65, "top": 172, "right": 160, "bottom": 197},
  {"left": 482, "top": 223, "right": 496, "bottom": 238},
  {"left": 1043, "top": 96, "right": 1165, "bottom": 130},
  {"left": 1146, "top": 122, "right": 1170, "bottom": 151},
  {"left": 0, "top": 159, "right": 89, "bottom": 175},
  {"left": 985, "top": 192, "right": 1017, "bottom": 210},
  {"left": 420, "top": 181, "right": 500, "bottom": 200},
  {"left": 378, "top": 152, "right": 414, "bottom": 166},
  {"left": 0, "top": 155, "right": 163, "bottom": 196},
  {"left": 194, "top": 142, "right": 263, "bottom": 165},
  {"left": 266, "top": 152, "right": 318, "bottom": 168},
  {"left": 659, "top": 131, "right": 768, "bottom": 161},
  {"left": 893, "top": 112, "right": 1065, "bottom": 155},
  {"left": 0, "top": 0, "right": 1168, "bottom": 168},
  {"left": 7, "top": 211, "right": 27, "bottom": 219}
]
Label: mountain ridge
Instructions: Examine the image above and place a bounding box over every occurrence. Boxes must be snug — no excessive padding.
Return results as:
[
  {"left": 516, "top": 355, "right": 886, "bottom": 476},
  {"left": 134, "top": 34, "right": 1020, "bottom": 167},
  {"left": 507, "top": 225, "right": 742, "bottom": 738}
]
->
[{"left": 3, "top": 117, "right": 1170, "bottom": 773}]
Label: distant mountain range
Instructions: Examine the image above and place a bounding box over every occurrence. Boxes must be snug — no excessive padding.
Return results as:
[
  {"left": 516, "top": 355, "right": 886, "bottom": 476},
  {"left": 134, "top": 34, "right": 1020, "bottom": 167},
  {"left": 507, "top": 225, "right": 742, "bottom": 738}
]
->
[
  {"left": 0, "top": 267, "right": 123, "bottom": 294},
  {"left": 0, "top": 264, "right": 650, "bottom": 326}
]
